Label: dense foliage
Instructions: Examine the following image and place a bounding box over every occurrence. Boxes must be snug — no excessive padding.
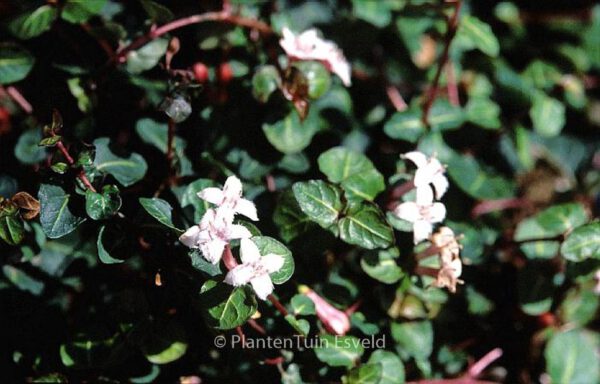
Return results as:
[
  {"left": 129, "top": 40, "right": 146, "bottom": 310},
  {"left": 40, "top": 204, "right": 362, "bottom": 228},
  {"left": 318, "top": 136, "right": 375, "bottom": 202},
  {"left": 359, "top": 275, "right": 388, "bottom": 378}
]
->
[{"left": 1, "top": 0, "right": 600, "bottom": 383}]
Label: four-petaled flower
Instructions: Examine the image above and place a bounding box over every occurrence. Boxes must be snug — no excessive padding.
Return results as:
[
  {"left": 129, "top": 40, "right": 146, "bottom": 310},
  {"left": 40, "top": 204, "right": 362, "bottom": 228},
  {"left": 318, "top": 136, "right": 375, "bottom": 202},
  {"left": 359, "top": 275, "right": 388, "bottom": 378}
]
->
[
  {"left": 279, "top": 27, "right": 352, "bottom": 87},
  {"left": 394, "top": 185, "right": 446, "bottom": 244},
  {"left": 179, "top": 208, "right": 252, "bottom": 264},
  {"left": 224, "top": 238, "right": 284, "bottom": 300},
  {"left": 198, "top": 175, "right": 259, "bottom": 221},
  {"left": 402, "top": 151, "right": 449, "bottom": 200}
]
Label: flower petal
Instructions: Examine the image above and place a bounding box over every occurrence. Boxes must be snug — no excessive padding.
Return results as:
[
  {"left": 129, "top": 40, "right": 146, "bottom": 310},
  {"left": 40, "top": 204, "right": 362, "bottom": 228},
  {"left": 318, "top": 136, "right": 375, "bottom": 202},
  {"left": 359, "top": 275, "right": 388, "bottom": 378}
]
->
[
  {"left": 402, "top": 151, "right": 428, "bottom": 169},
  {"left": 179, "top": 225, "right": 201, "bottom": 248},
  {"left": 224, "top": 264, "right": 255, "bottom": 286},
  {"left": 197, "top": 188, "right": 224, "bottom": 205},
  {"left": 202, "top": 238, "right": 227, "bottom": 264},
  {"left": 429, "top": 202, "right": 447, "bottom": 223},
  {"left": 413, "top": 220, "right": 433, "bottom": 244},
  {"left": 235, "top": 198, "right": 258, "bottom": 221},
  {"left": 223, "top": 176, "right": 243, "bottom": 200},
  {"left": 431, "top": 174, "right": 449, "bottom": 199},
  {"left": 250, "top": 274, "right": 274, "bottom": 300},
  {"left": 239, "top": 238, "right": 261, "bottom": 264},
  {"left": 394, "top": 201, "right": 420, "bottom": 223},
  {"left": 228, "top": 224, "right": 252, "bottom": 240},
  {"left": 415, "top": 185, "right": 435, "bottom": 206},
  {"left": 261, "top": 254, "right": 284, "bottom": 274}
]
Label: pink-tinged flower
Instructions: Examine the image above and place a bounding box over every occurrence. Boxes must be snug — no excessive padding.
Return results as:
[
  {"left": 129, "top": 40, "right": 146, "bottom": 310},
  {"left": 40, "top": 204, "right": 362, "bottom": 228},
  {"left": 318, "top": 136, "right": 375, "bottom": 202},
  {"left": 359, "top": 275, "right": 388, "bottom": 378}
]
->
[
  {"left": 179, "top": 209, "right": 252, "bottom": 264},
  {"left": 279, "top": 27, "right": 352, "bottom": 86},
  {"left": 394, "top": 186, "right": 446, "bottom": 244},
  {"left": 224, "top": 238, "right": 284, "bottom": 300},
  {"left": 300, "top": 285, "right": 351, "bottom": 336},
  {"left": 433, "top": 258, "right": 464, "bottom": 293},
  {"left": 431, "top": 226, "right": 462, "bottom": 263},
  {"left": 402, "top": 151, "right": 449, "bottom": 200},
  {"left": 197, "top": 175, "right": 258, "bottom": 221}
]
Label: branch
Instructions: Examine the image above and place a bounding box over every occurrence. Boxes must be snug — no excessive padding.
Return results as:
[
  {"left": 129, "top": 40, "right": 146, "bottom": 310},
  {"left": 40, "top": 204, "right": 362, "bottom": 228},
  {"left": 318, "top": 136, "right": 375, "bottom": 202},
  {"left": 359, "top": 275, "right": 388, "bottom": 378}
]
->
[
  {"left": 471, "top": 197, "right": 532, "bottom": 218},
  {"left": 109, "top": 11, "right": 273, "bottom": 66},
  {"left": 56, "top": 141, "right": 97, "bottom": 193},
  {"left": 268, "top": 294, "right": 289, "bottom": 317},
  {"left": 422, "top": 0, "right": 462, "bottom": 126},
  {"left": 3, "top": 86, "right": 33, "bottom": 114}
]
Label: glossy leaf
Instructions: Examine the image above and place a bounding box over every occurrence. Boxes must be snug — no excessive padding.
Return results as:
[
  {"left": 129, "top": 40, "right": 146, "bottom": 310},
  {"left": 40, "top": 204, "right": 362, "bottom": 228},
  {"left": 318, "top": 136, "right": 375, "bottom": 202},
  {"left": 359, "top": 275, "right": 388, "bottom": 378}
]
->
[
  {"left": 560, "top": 222, "right": 600, "bottom": 262},
  {"left": 93, "top": 137, "right": 148, "bottom": 187},
  {"left": 199, "top": 279, "right": 258, "bottom": 330},
  {"left": 0, "top": 43, "right": 35, "bottom": 84},
  {"left": 292, "top": 180, "right": 343, "bottom": 229},
  {"left": 85, "top": 185, "right": 122, "bottom": 220},
  {"left": 139, "top": 197, "right": 181, "bottom": 232},
  {"left": 251, "top": 236, "right": 294, "bottom": 284},
  {"left": 38, "top": 184, "right": 86, "bottom": 239},
  {"left": 338, "top": 202, "right": 394, "bottom": 250}
]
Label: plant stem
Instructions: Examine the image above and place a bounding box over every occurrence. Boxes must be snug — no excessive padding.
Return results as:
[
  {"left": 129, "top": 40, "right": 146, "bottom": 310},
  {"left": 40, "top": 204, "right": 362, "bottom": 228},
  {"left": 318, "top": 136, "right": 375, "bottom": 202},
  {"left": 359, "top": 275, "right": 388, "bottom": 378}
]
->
[
  {"left": 56, "top": 141, "right": 97, "bottom": 192},
  {"left": 222, "top": 244, "right": 239, "bottom": 270},
  {"left": 166, "top": 118, "right": 176, "bottom": 171},
  {"left": 267, "top": 294, "right": 288, "bottom": 316},
  {"left": 471, "top": 197, "right": 532, "bottom": 218},
  {"left": 3, "top": 86, "right": 33, "bottom": 114},
  {"left": 422, "top": 0, "right": 462, "bottom": 126},
  {"left": 110, "top": 11, "right": 272, "bottom": 66}
]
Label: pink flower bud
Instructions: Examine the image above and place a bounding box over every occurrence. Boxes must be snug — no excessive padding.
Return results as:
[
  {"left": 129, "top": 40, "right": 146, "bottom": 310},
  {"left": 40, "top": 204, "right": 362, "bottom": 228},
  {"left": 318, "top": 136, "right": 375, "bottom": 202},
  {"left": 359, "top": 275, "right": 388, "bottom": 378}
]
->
[{"left": 300, "top": 285, "right": 350, "bottom": 335}]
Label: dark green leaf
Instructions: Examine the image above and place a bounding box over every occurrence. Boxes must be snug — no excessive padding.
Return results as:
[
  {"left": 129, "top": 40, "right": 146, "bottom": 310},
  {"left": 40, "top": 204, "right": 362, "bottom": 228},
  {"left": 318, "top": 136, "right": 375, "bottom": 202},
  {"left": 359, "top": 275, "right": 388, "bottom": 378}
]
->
[
  {"left": 97, "top": 225, "right": 125, "bottom": 264},
  {"left": 61, "top": 0, "right": 107, "bottom": 23},
  {"left": 85, "top": 185, "right": 122, "bottom": 220},
  {"left": 384, "top": 108, "right": 426, "bottom": 143},
  {"left": 338, "top": 202, "right": 394, "bottom": 250},
  {"left": 344, "top": 363, "right": 383, "bottom": 384},
  {"left": 263, "top": 111, "right": 319, "bottom": 154},
  {"left": 292, "top": 180, "right": 343, "bottom": 229},
  {"left": 252, "top": 236, "right": 294, "bottom": 284},
  {"left": 252, "top": 65, "right": 280, "bottom": 103},
  {"left": 199, "top": 279, "right": 258, "bottom": 330},
  {"left": 7, "top": 5, "right": 58, "bottom": 39},
  {"left": 93, "top": 137, "right": 147, "bottom": 187},
  {"left": 0, "top": 43, "right": 35, "bottom": 84},
  {"left": 560, "top": 222, "right": 600, "bottom": 262},
  {"left": 139, "top": 197, "right": 181, "bottom": 232},
  {"left": 314, "top": 335, "right": 364, "bottom": 367},
  {"left": 38, "top": 184, "right": 86, "bottom": 238}
]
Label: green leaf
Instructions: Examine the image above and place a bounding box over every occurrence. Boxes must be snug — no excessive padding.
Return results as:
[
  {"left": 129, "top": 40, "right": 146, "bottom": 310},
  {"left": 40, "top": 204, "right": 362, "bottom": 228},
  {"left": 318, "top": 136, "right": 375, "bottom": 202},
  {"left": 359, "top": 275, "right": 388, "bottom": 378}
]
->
[
  {"left": 135, "top": 118, "right": 192, "bottom": 176},
  {"left": 189, "top": 249, "right": 222, "bottom": 276},
  {"left": 251, "top": 236, "right": 294, "bottom": 284},
  {"left": 466, "top": 286, "right": 494, "bottom": 316},
  {"left": 0, "top": 205, "right": 25, "bottom": 245},
  {"left": 252, "top": 65, "right": 280, "bottom": 103},
  {"left": 15, "top": 128, "right": 47, "bottom": 164},
  {"left": 559, "top": 287, "right": 599, "bottom": 327},
  {"left": 428, "top": 100, "right": 465, "bottom": 131},
  {"left": 139, "top": 197, "right": 181, "bottom": 232},
  {"left": 176, "top": 178, "right": 216, "bottom": 222},
  {"left": 284, "top": 315, "right": 310, "bottom": 336},
  {"left": 38, "top": 135, "right": 62, "bottom": 147},
  {"left": 361, "top": 248, "right": 404, "bottom": 284},
  {"left": 38, "top": 184, "right": 86, "bottom": 239},
  {"left": 292, "top": 180, "right": 343, "bottom": 229},
  {"left": 143, "top": 321, "right": 188, "bottom": 364},
  {"left": 391, "top": 320, "right": 433, "bottom": 360},
  {"left": 318, "top": 146, "right": 385, "bottom": 201},
  {"left": 455, "top": 15, "right": 500, "bottom": 57},
  {"left": 125, "top": 38, "right": 169, "bottom": 74},
  {"left": 560, "top": 222, "right": 600, "bottom": 262},
  {"left": 97, "top": 225, "right": 125, "bottom": 264},
  {"left": 338, "top": 202, "right": 394, "bottom": 250},
  {"left": 352, "top": 0, "right": 392, "bottom": 27},
  {"left": 0, "top": 43, "right": 35, "bottom": 84},
  {"left": 530, "top": 93, "right": 565, "bottom": 137},
  {"left": 273, "top": 189, "right": 313, "bottom": 242},
  {"left": 140, "top": 0, "right": 174, "bottom": 23},
  {"left": 199, "top": 279, "right": 258, "bottom": 330},
  {"left": 51, "top": 162, "right": 68, "bottom": 174},
  {"left": 367, "top": 350, "right": 405, "bottom": 384},
  {"left": 2, "top": 265, "right": 44, "bottom": 295},
  {"left": 447, "top": 155, "right": 515, "bottom": 200},
  {"left": 93, "top": 137, "right": 148, "bottom": 187},
  {"left": 314, "top": 335, "right": 364, "bottom": 367},
  {"left": 7, "top": 5, "right": 58, "bottom": 39},
  {"left": 290, "top": 294, "right": 316, "bottom": 316},
  {"left": 85, "top": 185, "right": 122, "bottom": 220},
  {"left": 515, "top": 203, "right": 588, "bottom": 259},
  {"left": 292, "top": 61, "right": 331, "bottom": 99},
  {"left": 263, "top": 111, "right": 319, "bottom": 154},
  {"left": 344, "top": 363, "right": 383, "bottom": 384},
  {"left": 465, "top": 97, "right": 501, "bottom": 130},
  {"left": 61, "top": 0, "right": 107, "bottom": 23},
  {"left": 545, "top": 330, "right": 600, "bottom": 384},
  {"left": 383, "top": 108, "right": 426, "bottom": 143}
]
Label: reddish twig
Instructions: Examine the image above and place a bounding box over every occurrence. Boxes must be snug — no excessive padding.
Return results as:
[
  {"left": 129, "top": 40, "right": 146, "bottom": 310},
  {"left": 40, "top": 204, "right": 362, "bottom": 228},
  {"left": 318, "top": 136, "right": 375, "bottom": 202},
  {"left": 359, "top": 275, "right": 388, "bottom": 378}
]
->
[
  {"left": 471, "top": 197, "right": 532, "bottom": 218},
  {"left": 267, "top": 294, "right": 289, "bottom": 317},
  {"left": 247, "top": 319, "right": 267, "bottom": 335},
  {"left": 467, "top": 348, "right": 503, "bottom": 378},
  {"left": 56, "top": 141, "right": 97, "bottom": 192},
  {"left": 386, "top": 85, "right": 408, "bottom": 112},
  {"left": 235, "top": 326, "right": 246, "bottom": 347},
  {"left": 446, "top": 62, "right": 460, "bottom": 106},
  {"left": 166, "top": 118, "right": 176, "bottom": 170},
  {"left": 422, "top": 0, "right": 462, "bottom": 126},
  {"left": 109, "top": 11, "right": 272, "bottom": 66},
  {"left": 81, "top": 23, "right": 115, "bottom": 57},
  {"left": 5, "top": 86, "right": 33, "bottom": 114}
]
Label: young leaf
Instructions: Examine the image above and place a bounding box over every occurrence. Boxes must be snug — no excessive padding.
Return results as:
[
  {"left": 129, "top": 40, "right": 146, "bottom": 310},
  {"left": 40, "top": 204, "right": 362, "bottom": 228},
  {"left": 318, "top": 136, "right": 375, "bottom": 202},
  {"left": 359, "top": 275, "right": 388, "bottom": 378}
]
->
[{"left": 85, "top": 185, "right": 122, "bottom": 220}]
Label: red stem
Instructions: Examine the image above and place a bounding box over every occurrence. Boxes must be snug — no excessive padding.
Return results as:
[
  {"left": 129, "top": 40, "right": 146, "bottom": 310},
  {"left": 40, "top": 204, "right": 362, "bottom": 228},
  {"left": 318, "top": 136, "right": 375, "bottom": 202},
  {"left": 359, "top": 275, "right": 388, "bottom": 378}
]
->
[
  {"left": 446, "top": 62, "right": 460, "bottom": 106},
  {"left": 110, "top": 11, "right": 272, "bottom": 65},
  {"left": 386, "top": 85, "right": 408, "bottom": 112},
  {"left": 267, "top": 294, "right": 289, "bottom": 316},
  {"left": 471, "top": 197, "right": 532, "bottom": 218},
  {"left": 56, "top": 141, "right": 97, "bottom": 192},
  {"left": 422, "top": 0, "right": 462, "bottom": 126},
  {"left": 222, "top": 244, "right": 239, "bottom": 270},
  {"left": 467, "top": 348, "right": 503, "bottom": 378},
  {"left": 6, "top": 86, "right": 33, "bottom": 114}
]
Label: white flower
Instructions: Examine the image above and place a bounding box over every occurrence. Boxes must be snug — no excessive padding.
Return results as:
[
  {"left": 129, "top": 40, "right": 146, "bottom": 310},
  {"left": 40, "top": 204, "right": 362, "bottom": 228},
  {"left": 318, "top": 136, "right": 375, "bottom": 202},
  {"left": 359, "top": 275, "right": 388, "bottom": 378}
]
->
[
  {"left": 394, "top": 186, "right": 446, "bottom": 244},
  {"left": 433, "top": 258, "right": 464, "bottom": 293},
  {"left": 224, "top": 238, "right": 284, "bottom": 300},
  {"left": 179, "top": 209, "right": 252, "bottom": 264},
  {"left": 431, "top": 226, "right": 462, "bottom": 264},
  {"left": 402, "top": 151, "right": 449, "bottom": 200},
  {"left": 279, "top": 27, "right": 352, "bottom": 86},
  {"left": 197, "top": 175, "right": 258, "bottom": 221}
]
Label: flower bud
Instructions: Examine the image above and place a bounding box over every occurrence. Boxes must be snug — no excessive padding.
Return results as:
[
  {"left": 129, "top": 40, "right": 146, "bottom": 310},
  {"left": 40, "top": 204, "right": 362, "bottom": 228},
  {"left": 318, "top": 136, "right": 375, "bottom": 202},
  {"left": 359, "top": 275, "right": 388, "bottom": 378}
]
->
[
  {"left": 192, "top": 62, "right": 209, "bottom": 83},
  {"left": 299, "top": 285, "right": 350, "bottom": 335}
]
